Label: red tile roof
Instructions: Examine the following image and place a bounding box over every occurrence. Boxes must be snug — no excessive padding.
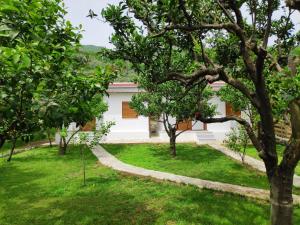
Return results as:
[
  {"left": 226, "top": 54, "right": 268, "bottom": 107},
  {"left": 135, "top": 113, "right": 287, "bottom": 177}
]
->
[{"left": 109, "top": 82, "right": 225, "bottom": 89}]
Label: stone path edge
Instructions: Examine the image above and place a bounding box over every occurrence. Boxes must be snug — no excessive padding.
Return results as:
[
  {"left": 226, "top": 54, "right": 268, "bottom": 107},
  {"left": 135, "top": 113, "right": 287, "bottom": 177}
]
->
[
  {"left": 208, "top": 143, "right": 300, "bottom": 188},
  {"left": 92, "top": 145, "right": 300, "bottom": 205}
]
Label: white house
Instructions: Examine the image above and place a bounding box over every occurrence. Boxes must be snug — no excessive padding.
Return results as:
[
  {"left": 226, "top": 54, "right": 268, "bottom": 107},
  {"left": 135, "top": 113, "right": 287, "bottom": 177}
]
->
[
  {"left": 99, "top": 82, "right": 239, "bottom": 143},
  {"left": 56, "top": 82, "right": 240, "bottom": 144}
]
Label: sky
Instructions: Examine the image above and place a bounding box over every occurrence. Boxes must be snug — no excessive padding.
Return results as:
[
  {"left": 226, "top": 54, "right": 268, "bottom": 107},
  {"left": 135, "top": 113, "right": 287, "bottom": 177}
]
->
[
  {"left": 63, "top": 0, "right": 121, "bottom": 48},
  {"left": 63, "top": 0, "right": 300, "bottom": 48}
]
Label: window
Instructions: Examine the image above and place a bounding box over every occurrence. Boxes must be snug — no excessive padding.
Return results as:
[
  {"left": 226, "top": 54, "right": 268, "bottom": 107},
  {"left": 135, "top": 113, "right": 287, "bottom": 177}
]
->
[
  {"left": 225, "top": 102, "right": 241, "bottom": 117},
  {"left": 122, "top": 101, "right": 138, "bottom": 119},
  {"left": 82, "top": 118, "right": 96, "bottom": 131},
  {"left": 177, "top": 120, "right": 192, "bottom": 131}
]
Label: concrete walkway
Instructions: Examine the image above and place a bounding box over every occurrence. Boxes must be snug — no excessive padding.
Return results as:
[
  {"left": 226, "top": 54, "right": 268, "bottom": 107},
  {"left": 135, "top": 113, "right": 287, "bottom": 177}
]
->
[
  {"left": 208, "top": 143, "right": 300, "bottom": 187},
  {"left": 93, "top": 145, "right": 300, "bottom": 204}
]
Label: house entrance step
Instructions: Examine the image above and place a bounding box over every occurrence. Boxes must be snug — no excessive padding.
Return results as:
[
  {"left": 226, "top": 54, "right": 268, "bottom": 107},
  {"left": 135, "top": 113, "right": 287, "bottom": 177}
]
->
[{"left": 196, "top": 131, "right": 216, "bottom": 141}]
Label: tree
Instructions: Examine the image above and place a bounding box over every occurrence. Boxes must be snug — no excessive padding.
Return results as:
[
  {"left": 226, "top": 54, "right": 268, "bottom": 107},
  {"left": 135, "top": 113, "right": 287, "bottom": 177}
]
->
[
  {"left": 224, "top": 125, "right": 249, "bottom": 163},
  {"left": 41, "top": 65, "right": 114, "bottom": 155},
  {"left": 0, "top": 0, "right": 82, "bottom": 161},
  {"left": 131, "top": 81, "right": 215, "bottom": 156},
  {"left": 102, "top": 5, "right": 215, "bottom": 157},
  {"left": 77, "top": 121, "right": 114, "bottom": 185},
  {"left": 103, "top": 1, "right": 300, "bottom": 224},
  {"left": 0, "top": 0, "right": 115, "bottom": 159}
]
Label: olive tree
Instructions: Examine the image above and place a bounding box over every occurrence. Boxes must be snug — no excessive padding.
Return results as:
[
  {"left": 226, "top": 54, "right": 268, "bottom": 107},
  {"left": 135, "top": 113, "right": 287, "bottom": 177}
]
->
[
  {"left": 131, "top": 81, "right": 215, "bottom": 156},
  {"left": 0, "top": 0, "right": 115, "bottom": 160},
  {"left": 0, "top": 0, "right": 82, "bottom": 161},
  {"left": 102, "top": 1, "right": 300, "bottom": 224}
]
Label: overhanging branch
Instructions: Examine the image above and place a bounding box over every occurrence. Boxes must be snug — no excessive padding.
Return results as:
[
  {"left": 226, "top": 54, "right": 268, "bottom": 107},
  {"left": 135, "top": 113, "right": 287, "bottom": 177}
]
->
[{"left": 198, "top": 115, "right": 265, "bottom": 158}]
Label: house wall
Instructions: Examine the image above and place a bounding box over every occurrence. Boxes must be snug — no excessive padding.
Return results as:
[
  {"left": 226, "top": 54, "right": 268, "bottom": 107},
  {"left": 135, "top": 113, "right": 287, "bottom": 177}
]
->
[
  {"left": 157, "top": 131, "right": 198, "bottom": 142},
  {"left": 155, "top": 95, "right": 234, "bottom": 141},
  {"left": 102, "top": 92, "right": 150, "bottom": 141},
  {"left": 102, "top": 91, "right": 236, "bottom": 142},
  {"left": 206, "top": 96, "right": 235, "bottom": 140}
]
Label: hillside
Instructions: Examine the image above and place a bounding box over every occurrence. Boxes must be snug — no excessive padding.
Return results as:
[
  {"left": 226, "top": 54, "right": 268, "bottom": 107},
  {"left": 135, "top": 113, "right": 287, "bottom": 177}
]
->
[
  {"left": 79, "top": 45, "right": 137, "bottom": 82},
  {"left": 80, "top": 45, "right": 103, "bottom": 53}
]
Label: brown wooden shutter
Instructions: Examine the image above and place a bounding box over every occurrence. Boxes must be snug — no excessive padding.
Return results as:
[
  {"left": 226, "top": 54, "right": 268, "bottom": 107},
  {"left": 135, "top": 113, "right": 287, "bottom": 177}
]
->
[
  {"left": 177, "top": 120, "right": 192, "bottom": 130},
  {"left": 226, "top": 102, "right": 241, "bottom": 117},
  {"left": 82, "top": 118, "right": 96, "bottom": 131},
  {"left": 122, "top": 101, "right": 138, "bottom": 118}
]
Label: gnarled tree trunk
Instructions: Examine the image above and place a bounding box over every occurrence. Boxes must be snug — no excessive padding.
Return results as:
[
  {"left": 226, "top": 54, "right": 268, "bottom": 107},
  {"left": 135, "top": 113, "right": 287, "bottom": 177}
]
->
[{"left": 270, "top": 168, "right": 294, "bottom": 225}]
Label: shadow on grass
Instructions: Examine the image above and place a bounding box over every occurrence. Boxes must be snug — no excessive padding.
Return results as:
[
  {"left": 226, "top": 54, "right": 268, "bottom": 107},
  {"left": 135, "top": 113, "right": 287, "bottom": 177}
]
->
[
  {"left": 1, "top": 145, "right": 299, "bottom": 225},
  {"left": 2, "top": 189, "right": 158, "bottom": 225}
]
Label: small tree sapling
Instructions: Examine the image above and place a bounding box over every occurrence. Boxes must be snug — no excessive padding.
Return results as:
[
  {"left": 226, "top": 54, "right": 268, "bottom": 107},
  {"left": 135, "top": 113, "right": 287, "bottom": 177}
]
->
[
  {"left": 224, "top": 125, "right": 249, "bottom": 163},
  {"left": 77, "top": 121, "right": 114, "bottom": 185}
]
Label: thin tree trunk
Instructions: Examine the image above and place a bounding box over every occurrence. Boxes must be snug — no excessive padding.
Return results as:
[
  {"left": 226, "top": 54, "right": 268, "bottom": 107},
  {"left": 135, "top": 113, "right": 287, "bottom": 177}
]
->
[
  {"left": 0, "top": 136, "right": 6, "bottom": 150},
  {"left": 270, "top": 169, "right": 294, "bottom": 225},
  {"left": 47, "top": 129, "right": 52, "bottom": 147},
  {"left": 7, "top": 138, "right": 17, "bottom": 162},
  {"left": 59, "top": 137, "right": 67, "bottom": 155},
  {"left": 169, "top": 131, "right": 176, "bottom": 157},
  {"left": 241, "top": 144, "right": 247, "bottom": 164}
]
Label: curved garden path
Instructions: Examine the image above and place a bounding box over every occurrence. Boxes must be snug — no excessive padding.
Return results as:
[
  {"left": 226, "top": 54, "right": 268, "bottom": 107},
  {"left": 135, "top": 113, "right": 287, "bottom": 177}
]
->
[
  {"left": 208, "top": 143, "right": 300, "bottom": 188},
  {"left": 93, "top": 145, "right": 300, "bottom": 205}
]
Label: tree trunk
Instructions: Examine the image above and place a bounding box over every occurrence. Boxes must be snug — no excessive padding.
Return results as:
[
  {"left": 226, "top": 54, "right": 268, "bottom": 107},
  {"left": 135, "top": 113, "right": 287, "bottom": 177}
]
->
[
  {"left": 270, "top": 169, "right": 294, "bottom": 225},
  {"left": 7, "top": 138, "right": 17, "bottom": 162},
  {"left": 0, "top": 136, "right": 6, "bottom": 150},
  {"left": 241, "top": 145, "right": 247, "bottom": 164},
  {"left": 47, "top": 129, "right": 52, "bottom": 147},
  {"left": 59, "top": 137, "right": 67, "bottom": 155},
  {"left": 169, "top": 131, "right": 176, "bottom": 157}
]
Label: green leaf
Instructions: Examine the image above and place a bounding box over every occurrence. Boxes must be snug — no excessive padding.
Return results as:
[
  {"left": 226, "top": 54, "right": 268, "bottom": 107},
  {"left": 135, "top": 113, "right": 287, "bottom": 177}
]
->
[
  {"left": 13, "top": 54, "right": 20, "bottom": 64},
  {"left": 19, "top": 55, "right": 31, "bottom": 69}
]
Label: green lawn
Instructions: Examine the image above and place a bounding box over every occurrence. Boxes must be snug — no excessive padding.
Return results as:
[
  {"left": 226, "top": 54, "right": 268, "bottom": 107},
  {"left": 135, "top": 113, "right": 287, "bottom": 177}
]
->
[
  {"left": 246, "top": 145, "right": 300, "bottom": 175},
  {"left": 1, "top": 145, "right": 299, "bottom": 224},
  {"left": 103, "top": 143, "right": 300, "bottom": 194}
]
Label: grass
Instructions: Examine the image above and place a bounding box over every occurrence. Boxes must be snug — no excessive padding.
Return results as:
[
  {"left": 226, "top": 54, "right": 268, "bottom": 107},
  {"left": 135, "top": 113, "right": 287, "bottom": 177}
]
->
[
  {"left": 246, "top": 145, "right": 300, "bottom": 175},
  {"left": 0, "top": 139, "right": 26, "bottom": 155},
  {"left": 0, "top": 130, "right": 55, "bottom": 155},
  {"left": 102, "top": 143, "right": 300, "bottom": 195},
  {"left": 1, "top": 145, "right": 299, "bottom": 224}
]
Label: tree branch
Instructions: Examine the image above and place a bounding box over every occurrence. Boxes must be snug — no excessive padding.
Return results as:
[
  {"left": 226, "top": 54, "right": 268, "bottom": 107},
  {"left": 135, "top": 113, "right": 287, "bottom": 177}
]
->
[
  {"left": 66, "top": 127, "right": 82, "bottom": 146},
  {"left": 228, "top": 0, "right": 244, "bottom": 28},
  {"left": 176, "top": 121, "right": 198, "bottom": 137},
  {"left": 198, "top": 115, "right": 265, "bottom": 158},
  {"left": 217, "top": 0, "right": 236, "bottom": 24},
  {"left": 163, "top": 113, "right": 171, "bottom": 136},
  {"left": 263, "top": 0, "right": 274, "bottom": 48}
]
